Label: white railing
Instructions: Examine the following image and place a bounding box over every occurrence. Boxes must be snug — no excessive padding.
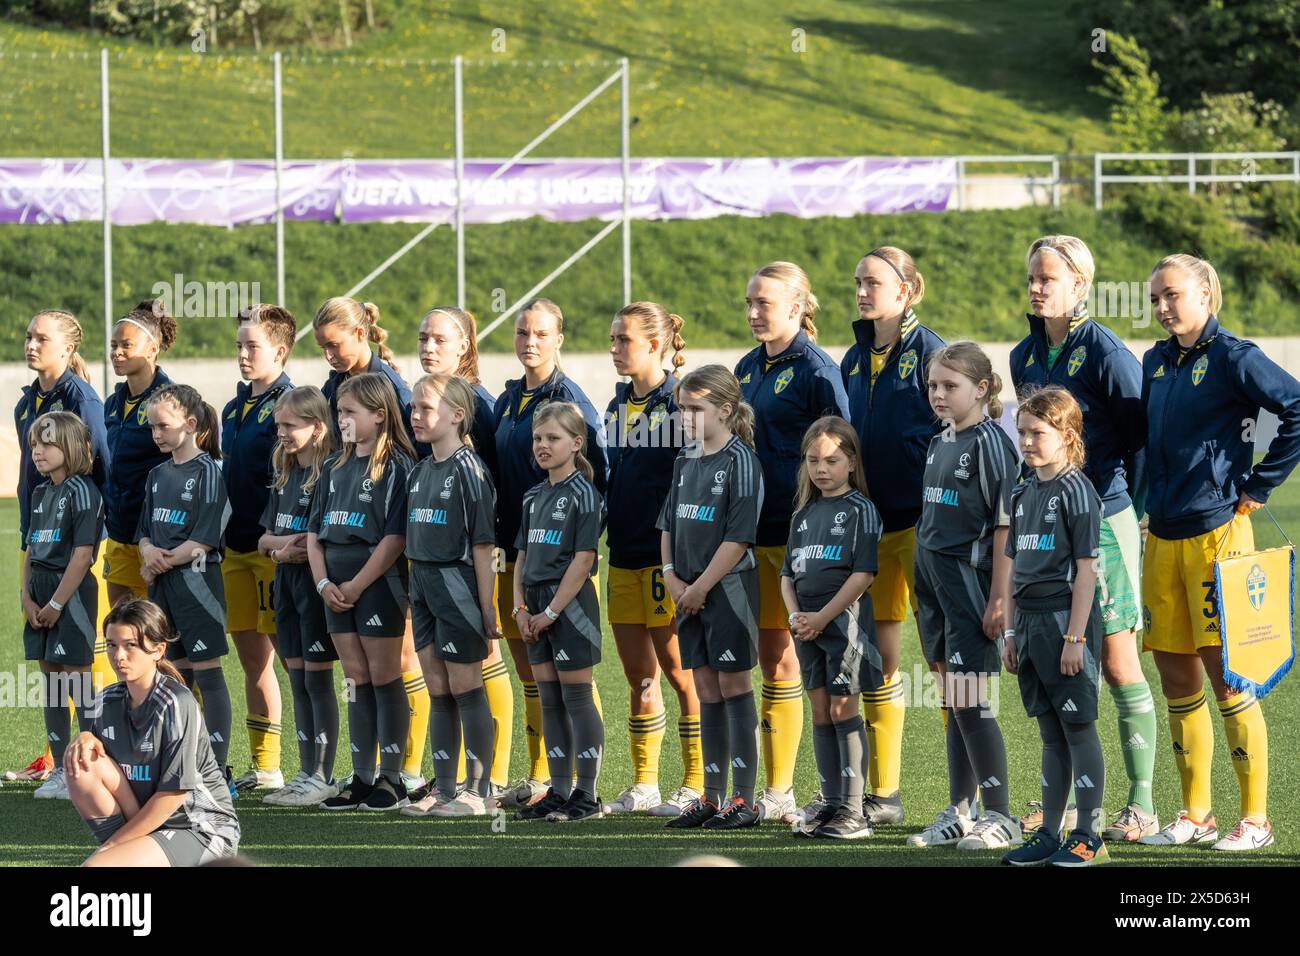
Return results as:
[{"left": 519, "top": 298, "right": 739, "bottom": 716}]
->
[{"left": 1094, "top": 152, "right": 1300, "bottom": 209}]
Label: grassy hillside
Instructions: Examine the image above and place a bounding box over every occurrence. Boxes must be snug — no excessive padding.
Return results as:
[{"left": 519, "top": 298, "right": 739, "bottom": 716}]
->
[
  {"left": 5, "top": 205, "right": 1300, "bottom": 358},
  {"left": 0, "top": 1, "right": 1111, "bottom": 159}
]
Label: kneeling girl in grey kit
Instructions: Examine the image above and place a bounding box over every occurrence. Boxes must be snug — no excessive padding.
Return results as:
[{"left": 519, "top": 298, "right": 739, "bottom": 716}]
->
[
  {"left": 512, "top": 401, "right": 608, "bottom": 823},
  {"left": 135, "top": 385, "right": 234, "bottom": 776},
  {"left": 781, "top": 416, "right": 883, "bottom": 840},
  {"left": 306, "top": 372, "right": 415, "bottom": 812},
  {"left": 22, "top": 412, "right": 105, "bottom": 799},
  {"left": 910, "top": 342, "right": 1020, "bottom": 851},
  {"left": 1001, "top": 386, "right": 1108, "bottom": 868},
  {"left": 659, "top": 365, "right": 765, "bottom": 831},
  {"left": 405, "top": 374, "right": 501, "bottom": 818},
  {"left": 258, "top": 386, "right": 342, "bottom": 807},
  {"left": 66, "top": 597, "right": 239, "bottom": 867}
]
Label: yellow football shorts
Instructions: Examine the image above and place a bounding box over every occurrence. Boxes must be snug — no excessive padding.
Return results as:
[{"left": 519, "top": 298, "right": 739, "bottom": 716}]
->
[
  {"left": 607, "top": 565, "right": 676, "bottom": 627},
  {"left": 221, "top": 548, "right": 277, "bottom": 634},
  {"left": 1142, "top": 513, "right": 1254, "bottom": 655},
  {"left": 871, "top": 526, "right": 920, "bottom": 623},
  {"left": 102, "top": 538, "right": 147, "bottom": 595}
]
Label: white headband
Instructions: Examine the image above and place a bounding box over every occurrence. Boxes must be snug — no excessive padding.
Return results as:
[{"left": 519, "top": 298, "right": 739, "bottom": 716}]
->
[{"left": 118, "top": 317, "right": 157, "bottom": 341}]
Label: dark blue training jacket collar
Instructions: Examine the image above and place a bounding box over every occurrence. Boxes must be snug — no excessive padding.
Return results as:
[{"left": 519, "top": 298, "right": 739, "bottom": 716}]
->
[
  {"left": 760, "top": 330, "right": 813, "bottom": 366},
  {"left": 22, "top": 367, "right": 82, "bottom": 403},
  {"left": 1024, "top": 302, "right": 1091, "bottom": 347},
  {"left": 1158, "top": 315, "right": 1221, "bottom": 360},
  {"left": 112, "top": 366, "right": 168, "bottom": 401},
  {"left": 618, "top": 371, "right": 676, "bottom": 404},
  {"left": 851, "top": 309, "right": 921, "bottom": 355},
  {"left": 507, "top": 366, "right": 567, "bottom": 399},
  {"left": 235, "top": 371, "right": 292, "bottom": 403}
]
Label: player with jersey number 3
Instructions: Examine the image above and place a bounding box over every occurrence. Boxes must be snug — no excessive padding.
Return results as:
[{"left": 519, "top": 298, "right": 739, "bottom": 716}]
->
[{"left": 1138, "top": 255, "right": 1300, "bottom": 852}]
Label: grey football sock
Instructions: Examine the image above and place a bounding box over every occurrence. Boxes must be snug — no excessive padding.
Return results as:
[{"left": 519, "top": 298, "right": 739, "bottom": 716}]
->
[
  {"left": 42, "top": 672, "right": 73, "bottom": 764},
  {"left": 954, "top": 704, "right": 1009, "bottom": 819},
  {"left": 812, "top": 722, "right": 842, "bottom": 807},
  {"left": 834, "top": 715, "right": 868, "bottom": 807},
  {"left": 724, "top": 691, "right": 759, "bottom": 805},
  {"left": 72, "top": 670, "right": 98, "bottom": 728},
  {"left": 86, "top": 813, "right": 125, "bottom": 845},
  {"left": 1063, "top": 720, "right": 1106, "bottom": 838},
  {"left": 945, "top": 707, "right": 978, "bottom": 816},
  {"left": 429, "top": 693, "right": 460, "bottom": 798},
  {"left": 454, "top": 686, "right": 494, "bottom": 797},
  {"left": 287, "top": 668, "right": 315, "bottom": 772},
  {"left": 1036, "top": 712, "right": 1071, "bottom": 837},
  {"left": 304, "top": 668, "right": 339, "bottom": 780},
  {"left": 373, "top": 677, "right": 410, "bottom": 784},
  {"left": 193, "top": 668, "right": 232, "bottom": 768},
  {"left": 538, "top": 680, "right": 573, "bottom": 799},
  {"left": 348, "top": 681, "right": 378, "bottom": 785},
  {"left": 562, "top": 681, "right": 604, "bottom": 795},
  {"left": 700, "top": 700, "right": 729, "bottom": 805}
]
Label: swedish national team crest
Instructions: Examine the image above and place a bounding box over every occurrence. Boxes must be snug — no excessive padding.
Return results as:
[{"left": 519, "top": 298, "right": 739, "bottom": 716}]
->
[
  {"left": 258, "top": 403, "right": 273, "bottom": 423},
  {"left": 774, "top": 367, "right": 794, "bottom": 394},
  {"left": 898, "top": 349, "right": 918, "bottom": 379},
  {"left": 1067, "top": 346, "right": 1086, "bottom": 376},
  {"left": 648, "top": 405, "right": 668, "bottom": 430},
  {"left": 137, "top": 405, "right": 149, "bottom": 425},
  {"left": 1247, "top": 563, "right": 1266, "bottom": 610},
  {"left": 1192, "top": 355, "right": 1209, "bottom": 386}
]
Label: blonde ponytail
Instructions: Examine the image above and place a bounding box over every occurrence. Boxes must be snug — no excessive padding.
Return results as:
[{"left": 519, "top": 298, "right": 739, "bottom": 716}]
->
[{"left": 314, "top": 297, "right": 401, "bottom": 374}]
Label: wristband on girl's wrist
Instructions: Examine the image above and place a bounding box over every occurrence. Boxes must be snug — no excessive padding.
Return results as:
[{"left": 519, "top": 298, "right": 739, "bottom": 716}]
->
[
  {"left": 1063, "top": 632, "right": 1085, "bottom": 644},
  {"left": 662, "top": 563, "right": 674, "bottom": 575},
  {"left": 47, "top": 598, "right": 63, "bottom": 612},
  {"left": 543, "top": 605, "right": 560, "bottom": 622},
  {"left": 512, "top": 605, "right": 529, "bottom": 618},
  {"left": 316, "top": 577, "right": 331, "bottom": 594},
  {"left": 1002, "top": 628, "right": 1015, "bottom": 640}
]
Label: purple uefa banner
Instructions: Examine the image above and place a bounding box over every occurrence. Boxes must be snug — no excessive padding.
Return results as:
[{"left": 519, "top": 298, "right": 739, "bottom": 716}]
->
[{"left": 0, "top": 157, "right": 954, "bottom": 226}]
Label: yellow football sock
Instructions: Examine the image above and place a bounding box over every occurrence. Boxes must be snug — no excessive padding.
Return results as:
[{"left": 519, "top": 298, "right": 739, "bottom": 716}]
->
[
  {"left": 1217, "top": 690, "right": 1269, "bottom": 823},
  {"left": 592, "top": 680, "right": 603, "bottom": 718},
  {"left": 1167, "top": 691, "right": 1215, "bottom": 822},
  {"left": 629, "top": 709, "right": 667, "bottom": 786},
  {"left": 482, "top": 659, "right": 514, "bottom": 787},
  {"left": 761, "top": 678, "right": 803, "bottom": 793},
  {"left": 523, "top": 680, "right": 547, "bottom": 781},
  {"left": 678, "top": 713, "right": 703, "bottom": 793},
  {"left": 402, "top": 670, "right": 429, "bottom": 780},
  {"left": 862, "top": 672, "right": 905, "bottom": 797},
  {"left": 245, "top": 713, "right": 282, "bottom": 773}
]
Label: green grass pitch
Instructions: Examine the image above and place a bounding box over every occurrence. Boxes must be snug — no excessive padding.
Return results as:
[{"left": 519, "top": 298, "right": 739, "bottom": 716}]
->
[{"left": 1, "top": 483, "right": 1297, "bottom": 866}]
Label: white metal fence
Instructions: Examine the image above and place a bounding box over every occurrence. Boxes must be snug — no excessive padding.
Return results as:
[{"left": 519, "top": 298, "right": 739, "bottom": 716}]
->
[
  {"left": 5, "top": 48, "right": 1300, "bottom": 394},
  {"left": 1094, "top": 152, "right": 1300, "bottom": 209}
]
